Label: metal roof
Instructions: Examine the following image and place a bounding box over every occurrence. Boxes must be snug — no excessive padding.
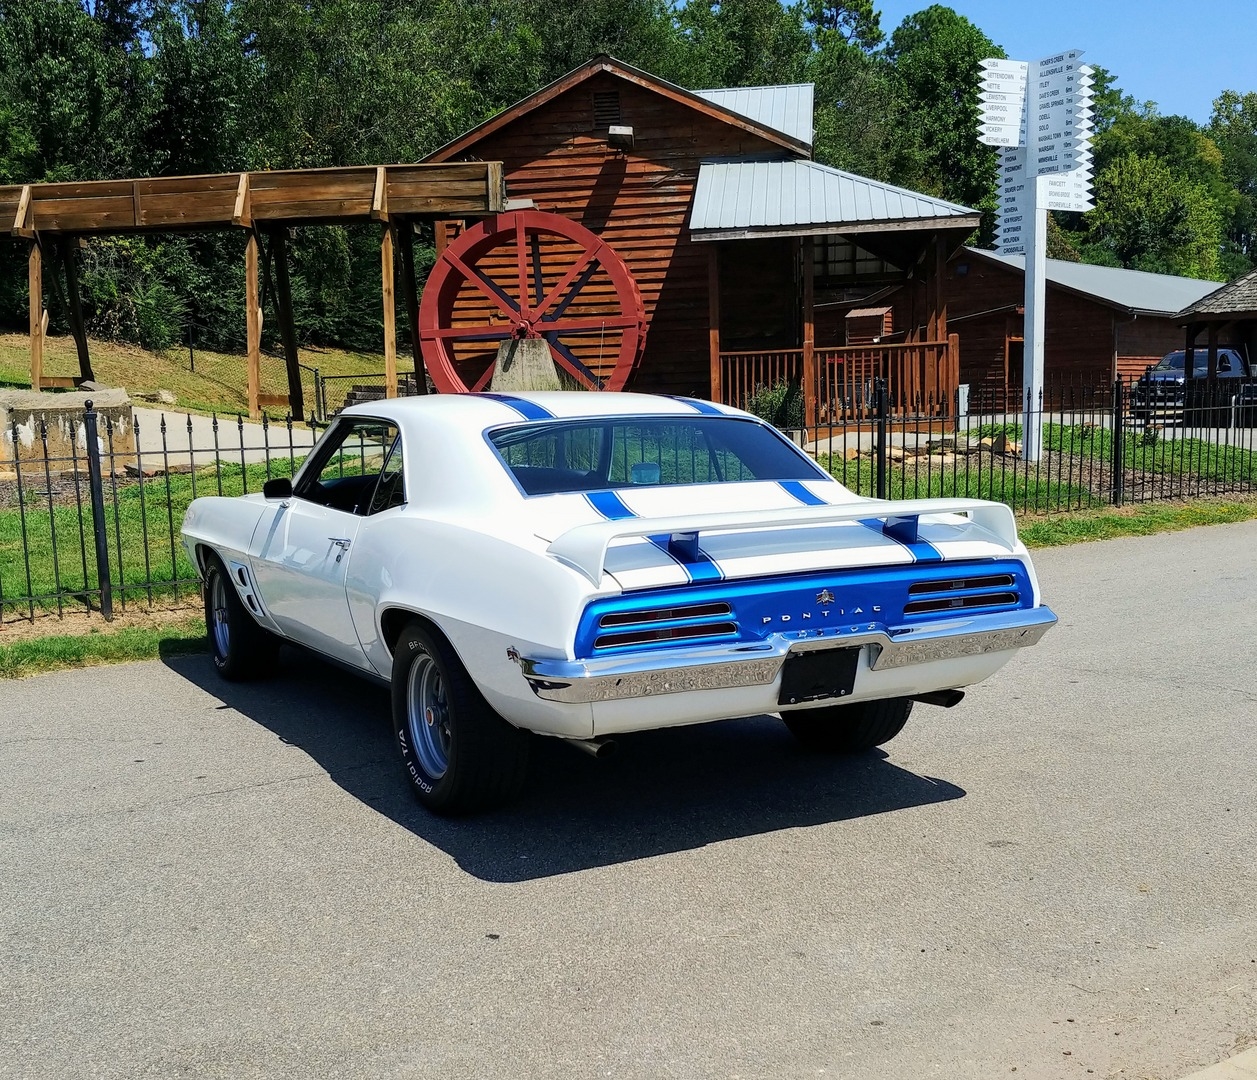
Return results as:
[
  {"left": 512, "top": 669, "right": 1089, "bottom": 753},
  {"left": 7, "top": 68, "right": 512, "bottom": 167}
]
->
[
  {"left": 689, "top": 160, "right": 980, "bottom": 238},
  {"left": 966, "top": 248, "right": 1222, "bottom": 316},
  {"left": 1175, "top": 266, "right": 1257, "bottom": 319},
  {"left": 694, "top": 85, "right": 814, "bottom": 148}
]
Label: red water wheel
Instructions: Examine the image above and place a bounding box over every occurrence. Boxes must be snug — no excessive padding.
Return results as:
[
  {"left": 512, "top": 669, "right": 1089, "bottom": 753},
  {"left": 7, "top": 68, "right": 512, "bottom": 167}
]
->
[{"left": 419, "top": 210, "right": 647, "bottom": 393}]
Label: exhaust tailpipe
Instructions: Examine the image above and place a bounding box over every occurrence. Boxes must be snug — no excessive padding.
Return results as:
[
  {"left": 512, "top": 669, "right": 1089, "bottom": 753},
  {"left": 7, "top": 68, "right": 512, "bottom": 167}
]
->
[
  {"left": 910, "top": 689, "right": 966, "bottom": 709},
  {"left": 559, "top": 736, "right": 618, "bottom": 759}
]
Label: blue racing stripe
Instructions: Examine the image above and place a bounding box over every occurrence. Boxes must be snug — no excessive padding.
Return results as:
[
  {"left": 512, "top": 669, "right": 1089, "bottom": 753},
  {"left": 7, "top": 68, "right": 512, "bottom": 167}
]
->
[
  {"left": 671, "top": 396, "right": 724, "bottom": 416},
  {"left": 778, "top": 480, "right": 827, "bottom": 506},
  {"left": 476, "top": 393, "right": 554, "bottom": 421},
  {"left": 858, "top": 518, "right": 943, "bottom": 563},
  {"left": 586, "top": 490, "right": 635, "bottom": 520},
  {"left": 647, "top": 534, "right": 724, "bottom": 583}
]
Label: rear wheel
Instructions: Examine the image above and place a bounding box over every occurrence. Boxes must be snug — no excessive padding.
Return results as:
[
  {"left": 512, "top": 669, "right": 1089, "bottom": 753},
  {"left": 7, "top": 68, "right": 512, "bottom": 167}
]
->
[
  {"left": 202, "top": 552, "right": 279, "bottom": 680},
  {"left": 783, "top": 697, "right": 913, "bottom": 753},
  {"left": 391, "top": 621, "right": 530, "bottom": 815}
]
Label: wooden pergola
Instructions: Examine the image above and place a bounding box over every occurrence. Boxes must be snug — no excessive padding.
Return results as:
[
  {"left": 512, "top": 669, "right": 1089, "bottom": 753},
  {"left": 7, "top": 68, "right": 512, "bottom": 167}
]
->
[{"left": 0, "top": 163, "right": 505, "bottom": 417}]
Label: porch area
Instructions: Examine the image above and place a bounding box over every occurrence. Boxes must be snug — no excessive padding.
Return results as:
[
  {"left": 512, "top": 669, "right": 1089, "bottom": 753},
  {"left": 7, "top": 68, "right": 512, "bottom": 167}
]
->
[{"left": 689, "top": 159, "right": 978, "bottom": 436}]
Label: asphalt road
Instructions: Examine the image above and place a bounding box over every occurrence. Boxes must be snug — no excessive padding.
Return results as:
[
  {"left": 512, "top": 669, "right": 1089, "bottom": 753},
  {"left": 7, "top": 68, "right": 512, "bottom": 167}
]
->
[{"left": 2, "top": 523, "right": 1256, "bottom": 1080}]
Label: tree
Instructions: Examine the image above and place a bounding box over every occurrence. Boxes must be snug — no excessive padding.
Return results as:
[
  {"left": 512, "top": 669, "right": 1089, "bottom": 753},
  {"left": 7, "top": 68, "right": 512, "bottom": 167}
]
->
[
  {"left": 1209, "top": 89, "right": 1257, "bottom": 272},
  {"left": 884, "top": 5, "right": 1003, "bottom": 216},
  {"left": 1086, "top": 152, "right": 1223, "bottom": 279}
]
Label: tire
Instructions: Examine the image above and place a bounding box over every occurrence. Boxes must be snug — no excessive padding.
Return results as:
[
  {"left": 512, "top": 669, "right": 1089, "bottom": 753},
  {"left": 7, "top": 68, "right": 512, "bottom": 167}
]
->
[
  {"left": 202, "top": 552, "right": 279, "bottom": 680},
  {"left": 783, "top": 697, "right": 913, "bottom": 753},
  {"left": 391, "top": 620, "right": 530, "bottom": 815}
]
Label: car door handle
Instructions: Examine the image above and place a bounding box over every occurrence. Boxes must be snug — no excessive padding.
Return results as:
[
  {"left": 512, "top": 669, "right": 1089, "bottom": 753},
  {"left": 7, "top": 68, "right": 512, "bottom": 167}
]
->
[{"left": 328, "top": 537, "right": 352, "bottom": 563}]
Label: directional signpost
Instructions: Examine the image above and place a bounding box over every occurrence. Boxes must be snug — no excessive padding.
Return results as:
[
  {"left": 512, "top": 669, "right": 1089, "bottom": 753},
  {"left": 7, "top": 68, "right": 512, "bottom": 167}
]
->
[{"left": 979, "top": 52, "right": 1095, "bottom": 460}]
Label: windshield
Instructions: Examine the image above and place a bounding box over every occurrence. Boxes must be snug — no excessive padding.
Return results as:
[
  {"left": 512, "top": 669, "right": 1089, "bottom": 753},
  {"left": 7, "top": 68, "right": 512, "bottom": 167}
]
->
[
  {"left": 489, "top": 416, "right": 824, "bottom": 496},
  {"left": 1153, "top": 351, "right": 1240, "bottom": 376}
]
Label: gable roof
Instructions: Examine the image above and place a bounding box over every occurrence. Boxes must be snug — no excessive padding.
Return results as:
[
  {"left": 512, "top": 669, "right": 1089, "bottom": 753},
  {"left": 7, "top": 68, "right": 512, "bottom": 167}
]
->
[
  {"left": 425, "top": 55, "right": 812, "bottom": 163},
  {"left": 689, "top": 159, "right": 981, "bottom": 239},
  {"left": 1175, "top": 266, "right": 1257, "bottom": 319},
  {"left": 963, "top": 248, "right": 1221, "bottom": 317},
  {"left": 693, "top": 84, "right": 813, "bottom": 147}
]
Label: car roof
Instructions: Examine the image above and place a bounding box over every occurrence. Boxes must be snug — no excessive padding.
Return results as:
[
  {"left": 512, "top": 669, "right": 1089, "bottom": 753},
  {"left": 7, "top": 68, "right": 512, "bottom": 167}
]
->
[{"left": 341, "top": 391, "right": 747, "bottom": 426}]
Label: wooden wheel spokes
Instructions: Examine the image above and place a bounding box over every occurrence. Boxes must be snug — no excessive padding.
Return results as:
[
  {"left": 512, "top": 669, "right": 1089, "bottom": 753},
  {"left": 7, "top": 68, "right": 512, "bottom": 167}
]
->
[{"left": 419, "top": 210, "right": 647, "bottom": 394}]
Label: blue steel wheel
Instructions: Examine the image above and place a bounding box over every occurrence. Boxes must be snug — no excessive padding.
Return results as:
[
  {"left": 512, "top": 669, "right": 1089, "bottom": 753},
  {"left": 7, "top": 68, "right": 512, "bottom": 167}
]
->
[
  {"left": 202, "top": 552, "right": 278, "bottom": 681},
  {"left": 406, "top": 650, "right": 451, "bottom": 781},
  {"left": 390, "top": 620, "right": 530, "bottom": 815}
]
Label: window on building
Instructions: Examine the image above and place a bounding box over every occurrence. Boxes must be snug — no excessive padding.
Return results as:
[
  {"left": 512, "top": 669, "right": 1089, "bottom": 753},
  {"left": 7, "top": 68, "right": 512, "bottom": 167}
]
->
[{"left": 813, "top": 237, "right": 897, "bottom": 284}]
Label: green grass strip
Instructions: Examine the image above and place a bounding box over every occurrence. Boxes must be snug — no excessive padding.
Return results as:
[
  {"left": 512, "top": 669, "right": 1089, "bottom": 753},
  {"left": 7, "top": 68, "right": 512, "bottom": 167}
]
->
[
  {"left": 0, "top": 616, "right": 206, "bottom": 678},
  {"left": 1018, "top": 497, "right": 1257, "bottom": 547}
]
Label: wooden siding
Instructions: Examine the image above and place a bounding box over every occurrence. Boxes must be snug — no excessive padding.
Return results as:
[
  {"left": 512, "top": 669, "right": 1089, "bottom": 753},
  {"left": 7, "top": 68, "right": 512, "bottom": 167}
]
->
[
  {"left": 436, "top": 71, "right": 795, "bottom": 396},
  {"left": 886, "top": 254, "right": 1219, "bottom": 392}
]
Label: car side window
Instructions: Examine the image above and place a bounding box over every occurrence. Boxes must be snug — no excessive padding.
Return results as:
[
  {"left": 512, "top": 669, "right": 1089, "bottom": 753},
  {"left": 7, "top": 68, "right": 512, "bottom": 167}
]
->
[
  {"left": 296, "top": 418, "right": 399, "bottom": 515},
  {"left": 366, "top": 434, "right": 405, "bottom": 515}
]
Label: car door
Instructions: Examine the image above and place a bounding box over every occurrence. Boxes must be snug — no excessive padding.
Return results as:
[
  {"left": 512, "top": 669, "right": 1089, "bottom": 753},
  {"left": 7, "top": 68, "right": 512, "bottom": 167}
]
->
[{"left": 252, "top": 417, "right": 398, "bottom": 668}]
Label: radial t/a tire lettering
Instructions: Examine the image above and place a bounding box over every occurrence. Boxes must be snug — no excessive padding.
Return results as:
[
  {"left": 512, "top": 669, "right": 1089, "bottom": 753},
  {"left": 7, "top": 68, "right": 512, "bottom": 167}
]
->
[
  {"left": 201, "top": 551, "right": 279, "bottom": 681},
  {"left": 390, "top": 620, "right": 530, "bottom": 815},
  {"left": 783, "top": 697, "right": 913, "bottom": 753}
]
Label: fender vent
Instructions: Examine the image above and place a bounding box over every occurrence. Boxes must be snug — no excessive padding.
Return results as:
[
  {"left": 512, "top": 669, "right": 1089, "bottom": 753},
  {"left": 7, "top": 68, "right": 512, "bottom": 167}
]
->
[
  {"left": 595, "top": 602, "right": 736, "bottom": 650},
  {"left": 905, "top": 574, "right": 1018, "bottom": 616}
]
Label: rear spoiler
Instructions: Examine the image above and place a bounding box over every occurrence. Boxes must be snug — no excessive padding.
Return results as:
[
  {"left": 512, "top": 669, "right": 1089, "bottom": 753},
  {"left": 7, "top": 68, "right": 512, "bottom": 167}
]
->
[{"left": 546, "top": 498, "right": 1019, "bottom": 586}]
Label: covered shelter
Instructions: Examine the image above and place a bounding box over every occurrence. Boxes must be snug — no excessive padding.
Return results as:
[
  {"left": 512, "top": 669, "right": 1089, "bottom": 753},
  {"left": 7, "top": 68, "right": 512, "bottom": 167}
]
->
[
  {"left": 423, "top": 55, "right": 977, "bottom": 429},
  {"left": 1, "top": 163, "right": 505, "bottom": 417},
  {"left": 1174, "top": 266, "right": 1257, "bottom": 384}
]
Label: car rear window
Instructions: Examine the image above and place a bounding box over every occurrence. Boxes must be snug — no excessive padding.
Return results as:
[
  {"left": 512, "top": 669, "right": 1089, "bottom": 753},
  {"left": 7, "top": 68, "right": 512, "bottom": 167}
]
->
[{"left": 489, "top": 416, "right": 824, "bottom": 495}]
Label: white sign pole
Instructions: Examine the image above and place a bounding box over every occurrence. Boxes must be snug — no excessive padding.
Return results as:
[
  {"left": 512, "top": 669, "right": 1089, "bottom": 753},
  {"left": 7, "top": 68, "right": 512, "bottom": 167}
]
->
[{"left": 1023, "top": 174, "right": 1048, "bottom": 461}]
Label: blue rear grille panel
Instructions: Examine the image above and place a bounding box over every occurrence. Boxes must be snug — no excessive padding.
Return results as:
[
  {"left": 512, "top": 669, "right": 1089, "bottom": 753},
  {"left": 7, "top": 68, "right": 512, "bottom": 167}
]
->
[{"left": 574, "top": 559, "right": 1035, "bottom": 658}]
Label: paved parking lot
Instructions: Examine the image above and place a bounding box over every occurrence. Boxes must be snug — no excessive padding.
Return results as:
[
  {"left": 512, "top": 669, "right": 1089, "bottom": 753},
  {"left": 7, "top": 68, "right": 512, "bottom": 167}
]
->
[{"left": 2, "top": 523, "right": 1255, "bottom": 1079}]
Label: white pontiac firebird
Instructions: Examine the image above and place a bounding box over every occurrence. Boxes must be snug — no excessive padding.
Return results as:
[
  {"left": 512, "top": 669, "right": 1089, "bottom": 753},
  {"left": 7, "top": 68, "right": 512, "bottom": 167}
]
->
[{"left": 181, "top": 391, "right": 1056, "bottom": 814}]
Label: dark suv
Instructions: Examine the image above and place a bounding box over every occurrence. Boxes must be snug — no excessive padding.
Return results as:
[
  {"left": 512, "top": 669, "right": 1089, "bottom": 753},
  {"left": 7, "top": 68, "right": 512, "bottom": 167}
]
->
[{"left": 1131, "top": 348, "right": 1253, "bottom": 421}]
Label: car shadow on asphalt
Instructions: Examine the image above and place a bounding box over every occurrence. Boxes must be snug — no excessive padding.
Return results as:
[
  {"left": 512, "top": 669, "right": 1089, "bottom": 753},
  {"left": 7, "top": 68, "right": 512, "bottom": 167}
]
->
[{"left": 164, "top": 648, "right": 966, "bottom": 883}]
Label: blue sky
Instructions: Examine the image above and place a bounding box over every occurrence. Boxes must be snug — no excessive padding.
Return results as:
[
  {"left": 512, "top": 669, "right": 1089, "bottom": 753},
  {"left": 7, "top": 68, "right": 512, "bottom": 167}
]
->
[{"left": 872, "top": 0, "right": 1255, "bottom": 123}]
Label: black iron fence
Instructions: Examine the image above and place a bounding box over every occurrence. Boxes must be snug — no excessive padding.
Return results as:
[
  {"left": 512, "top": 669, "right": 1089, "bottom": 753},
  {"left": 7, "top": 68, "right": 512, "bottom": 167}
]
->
[
  {"left": 1, "top": 404, "right": 323, "bottom": 625},
  {"left": 3, "top": 378, "right": 1255, "bottom": 624},
  {"left": 816, "top": 375, "right": 1257, "bottom": 513}
]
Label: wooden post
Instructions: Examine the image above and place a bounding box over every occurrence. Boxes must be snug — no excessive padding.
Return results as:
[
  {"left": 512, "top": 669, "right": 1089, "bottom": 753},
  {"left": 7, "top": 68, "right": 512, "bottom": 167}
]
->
[
  {"left": 28, "top": 238, "right": 43, "bottom": 391},
  {"left": 396, "top": 222, "right": 427, "bottom": 394},
  {"left": 802, "top": 236, "right": 816, "bottom": 430},
  {"left": 61, "top": 238, "right": 94, "bottom": 383},
  {"left": 1206, "top": 324, "right": 1219, "bottom": 383},
  {"left": 707, "top": 243, "right": 721, "bottom": 402},
  {"left": 934, "top": 235, "right": 948, "bottom": 341},
  {"left": 270, "top": 230, "right": 305, "bottom": 419},
  {"left": 381, "top": 224, "right": 397, "bottom": 398},
  {"left": 245, "top": 230, "right": 261, "bottom": 419}
]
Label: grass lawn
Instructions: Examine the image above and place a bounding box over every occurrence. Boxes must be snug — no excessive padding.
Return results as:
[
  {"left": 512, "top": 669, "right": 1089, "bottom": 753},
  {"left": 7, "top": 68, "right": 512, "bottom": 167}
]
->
[{"left": 0, "top": 332, "right": 401, "bottom": 418}]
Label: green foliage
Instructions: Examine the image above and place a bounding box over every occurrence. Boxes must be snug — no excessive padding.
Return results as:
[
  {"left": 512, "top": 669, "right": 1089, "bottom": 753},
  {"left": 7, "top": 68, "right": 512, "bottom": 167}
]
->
[
  {"left": 1088, "top": 152, "right": 1224, "bottom": 278},
  {"left": 745, "top": 380, "right": 804, "bottom": 429},
  {"left": 0, "top": 0, "right": 1254, "bottom": 354},
  {"left": 883, "top": 5, "right": 1003, "bottom": 213}
]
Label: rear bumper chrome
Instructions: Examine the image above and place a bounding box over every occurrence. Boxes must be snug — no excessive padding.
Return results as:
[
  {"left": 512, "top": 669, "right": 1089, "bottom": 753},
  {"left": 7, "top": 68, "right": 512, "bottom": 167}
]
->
[{"left": 513, "top": 606, "right": 1057, "bottom": 704}]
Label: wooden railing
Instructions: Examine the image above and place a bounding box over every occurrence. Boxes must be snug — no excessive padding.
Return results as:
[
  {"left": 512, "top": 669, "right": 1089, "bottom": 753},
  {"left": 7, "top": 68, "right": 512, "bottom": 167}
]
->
[{"left": 717, "top": 336, "right": 959, "bottom": 426}]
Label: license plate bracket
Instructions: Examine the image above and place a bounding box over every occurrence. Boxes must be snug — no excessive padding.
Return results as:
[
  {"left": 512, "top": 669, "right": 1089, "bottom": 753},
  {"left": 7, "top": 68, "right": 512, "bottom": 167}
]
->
[{"left": 777, "top": 647, "right": 860, "bottom": 706}]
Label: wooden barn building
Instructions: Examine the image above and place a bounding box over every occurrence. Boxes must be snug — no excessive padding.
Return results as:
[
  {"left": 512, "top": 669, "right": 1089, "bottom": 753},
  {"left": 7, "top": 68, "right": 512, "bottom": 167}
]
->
[
  {"left": 422, "top": 56, "right": 978, "bottom": 425},
  {"left": 870, "top": 248, "right": 1227, "bottom": 406}
]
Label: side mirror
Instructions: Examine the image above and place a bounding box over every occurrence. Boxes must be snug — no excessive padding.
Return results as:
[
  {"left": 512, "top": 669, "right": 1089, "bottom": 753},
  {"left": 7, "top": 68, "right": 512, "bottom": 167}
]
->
[{"left": 263, "top": 477, "right": 293, "bottom": 500}]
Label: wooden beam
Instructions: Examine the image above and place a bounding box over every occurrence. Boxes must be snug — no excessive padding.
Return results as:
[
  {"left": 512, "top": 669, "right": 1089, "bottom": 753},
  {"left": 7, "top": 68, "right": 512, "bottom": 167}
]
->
[
  {"left": 381, "top": 224, "right": 397, "bottom": 398},
  {"left": 245, "top": 231, "right": 261, "bottom": 418},
  {"left": 396, "top": 222, "right": 427, "bottom": 395},
  {"left": 802, "top": 236, "right": 816, "bottom": 430},
  {"left": 934, "top": 235, "right": 947, "bottom": 341},
  {"left": 270, "top": 229, "right": 305, "bottom": 419},
  {"left": 371, "top": 165, "right": 389, "bottom": 222},
  {"left": 28, "top": 238, "right": 43, "bottom": 391},
  {"left": 13, "top": 185, "right": 33, "bottom": 237},
  {"left": 232, "top": 173, "right": 251, "bottom": 227},
  {"left": 60, "top": 237, "right": 94, "bottom": 382},
  {"left": 707, "top": 243, "right": 721, "bottom": 403}
]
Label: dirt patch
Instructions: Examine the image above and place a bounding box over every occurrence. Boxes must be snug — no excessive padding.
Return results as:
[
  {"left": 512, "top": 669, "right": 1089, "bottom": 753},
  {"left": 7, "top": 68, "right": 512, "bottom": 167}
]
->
[{"left": 0, "top": 601, "right": 203, "bottom": 643}]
